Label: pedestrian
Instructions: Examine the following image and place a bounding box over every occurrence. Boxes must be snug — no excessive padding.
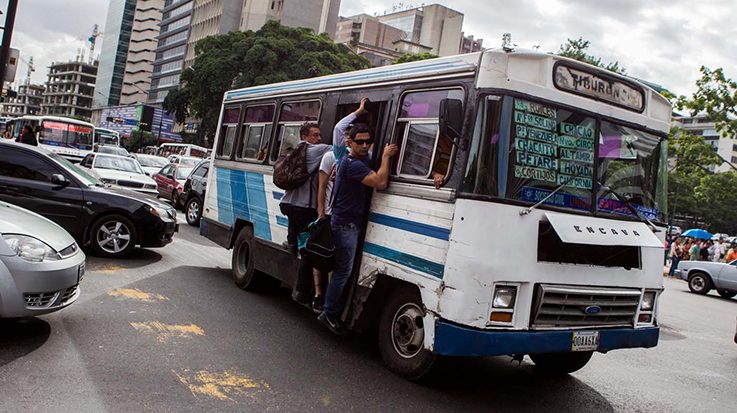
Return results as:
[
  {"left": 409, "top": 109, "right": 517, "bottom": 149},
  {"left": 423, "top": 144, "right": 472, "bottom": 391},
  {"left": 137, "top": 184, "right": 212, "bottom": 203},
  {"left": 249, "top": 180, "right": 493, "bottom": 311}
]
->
[
  {"left": 17, "top": 124, "right": 37, "bottom": 146},
  {"left": 713, "top": 238, "right": 726, "bottom": 262},
  {"left": 668, "top": 238, "right": 683, "bottom": 278},
  {"left": 701, "top": 240, "right": 711, "bottom": 261},
  {"left": 688, "top": 239, "right": 700, "bottom": 261},
  {"left": 725, "top": 245, "right": 737, "bottom": 263},
  {"left": 279, "top": 122, "right": 337, "bottom": 310},
  {"left": 317, "top": 124, "right": 398, "bottom": 334}
]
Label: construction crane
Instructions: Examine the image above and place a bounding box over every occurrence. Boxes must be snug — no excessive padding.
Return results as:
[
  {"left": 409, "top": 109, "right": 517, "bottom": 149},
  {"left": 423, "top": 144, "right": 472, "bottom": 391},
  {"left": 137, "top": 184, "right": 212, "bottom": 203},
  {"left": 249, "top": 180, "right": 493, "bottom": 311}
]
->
[
  {"left": 18, "top": 55, "right": 33, "bottom": 85},
  {"left": 88, "top": 24, "right": 102, "bottom": 65}
]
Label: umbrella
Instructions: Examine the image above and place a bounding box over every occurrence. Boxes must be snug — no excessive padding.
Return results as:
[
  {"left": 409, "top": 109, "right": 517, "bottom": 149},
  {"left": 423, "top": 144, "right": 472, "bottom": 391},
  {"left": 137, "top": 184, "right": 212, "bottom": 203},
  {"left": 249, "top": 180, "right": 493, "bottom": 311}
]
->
[{"left": 680, "top": 228, "right": 713, "bottom": 240}]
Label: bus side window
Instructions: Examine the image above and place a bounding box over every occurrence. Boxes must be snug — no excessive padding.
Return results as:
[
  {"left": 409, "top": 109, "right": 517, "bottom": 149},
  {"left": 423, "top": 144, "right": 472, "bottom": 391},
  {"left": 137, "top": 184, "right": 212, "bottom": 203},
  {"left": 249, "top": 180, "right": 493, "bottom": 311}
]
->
[
  {"left": 237, "top": 104, "right": 275, "bottom": 163},
  {"left": 217, "top": 106, "right": 241, "bottom": 160},
  {"left": 270, "top": 100, "right": 320, "bottom": 163},
  {"left": 393, "top": 89, "right": 463, "bottom": 183}
]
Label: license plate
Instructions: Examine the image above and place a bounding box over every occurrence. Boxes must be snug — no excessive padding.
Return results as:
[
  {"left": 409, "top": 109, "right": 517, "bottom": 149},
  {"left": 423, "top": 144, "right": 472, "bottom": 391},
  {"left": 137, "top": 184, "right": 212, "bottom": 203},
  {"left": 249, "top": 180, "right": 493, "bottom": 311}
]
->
[
  {"left": 571, "top": 331, "right": 599, "bottom": 351},
  {"left": 78, "top": 263, "right": 86, "bottom": 283}
]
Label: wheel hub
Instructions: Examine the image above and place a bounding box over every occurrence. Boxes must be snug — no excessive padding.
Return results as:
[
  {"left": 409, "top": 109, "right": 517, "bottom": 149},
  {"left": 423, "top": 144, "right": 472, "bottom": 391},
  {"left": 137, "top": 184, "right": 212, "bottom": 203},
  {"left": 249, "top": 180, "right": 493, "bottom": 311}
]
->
[{"left": 391, "top": 303, "right": 424, "bottom": 359}]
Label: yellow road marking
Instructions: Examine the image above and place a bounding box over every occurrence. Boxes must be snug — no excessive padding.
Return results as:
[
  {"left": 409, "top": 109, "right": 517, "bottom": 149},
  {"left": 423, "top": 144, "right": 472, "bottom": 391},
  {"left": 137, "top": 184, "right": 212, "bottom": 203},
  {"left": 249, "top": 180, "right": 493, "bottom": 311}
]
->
[
  {"left": 90, "top": 264, "right": 126, "bottom": 273},
  {"left": 108, "top": 288, "right": 169, "bottom": 302},
  {"left": 130, "top": 321, "right": 204, "bottom": 342},
  {"left": 174, "top": 369, "right": 270, "bottom": 402}
]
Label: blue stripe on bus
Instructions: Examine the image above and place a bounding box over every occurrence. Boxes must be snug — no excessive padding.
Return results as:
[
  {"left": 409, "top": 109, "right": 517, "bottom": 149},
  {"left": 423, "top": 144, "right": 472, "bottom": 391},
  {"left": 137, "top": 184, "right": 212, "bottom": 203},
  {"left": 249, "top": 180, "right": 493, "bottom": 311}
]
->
[
  {"left": 276, "top": 216, "right": 288, "bottom": 228},
  {"left": 272, "top": 191, "right": 284, "bottom": 200},
  {"left": 363, "top": 242, "right": 444, "bottom": 279},
  {"left": 216, "top": 168, "right": 235, "bottom": 226},
  {"left": 368, "top": 213, "right": 450, "bottom": 241},
  {"left": 225, "top": 59, "right": 474, "bottom": 100},
  {"left": 245, "top": 172, "right": 271, "bottom": 240},
  {"left": 216, "top": 168, "right": 272, "bottom": 241}
]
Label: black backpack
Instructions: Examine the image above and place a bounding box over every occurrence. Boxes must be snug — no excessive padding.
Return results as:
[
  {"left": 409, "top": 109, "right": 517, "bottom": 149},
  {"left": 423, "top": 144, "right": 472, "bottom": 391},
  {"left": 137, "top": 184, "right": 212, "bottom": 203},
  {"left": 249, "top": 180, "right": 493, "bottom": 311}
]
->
[
  {"left": 301, "top": 217, "right": 335, "bottom": 272},
  {"left": 273, "top": 142, "right": 310, "bottom": 190}
]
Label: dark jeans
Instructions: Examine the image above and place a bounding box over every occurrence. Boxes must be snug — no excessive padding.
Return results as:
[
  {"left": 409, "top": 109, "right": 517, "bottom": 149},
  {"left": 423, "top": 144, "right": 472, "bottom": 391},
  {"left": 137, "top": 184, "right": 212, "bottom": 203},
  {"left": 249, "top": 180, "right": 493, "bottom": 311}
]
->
[
  {"left": 669, "top": 256, "right": 681, "bottom": 277},
  {"left": 280, "top": 203, "right": 317, "bottom": 295},
  {"left": 324, "top": 222, "right": 360, "bottom": 318}
]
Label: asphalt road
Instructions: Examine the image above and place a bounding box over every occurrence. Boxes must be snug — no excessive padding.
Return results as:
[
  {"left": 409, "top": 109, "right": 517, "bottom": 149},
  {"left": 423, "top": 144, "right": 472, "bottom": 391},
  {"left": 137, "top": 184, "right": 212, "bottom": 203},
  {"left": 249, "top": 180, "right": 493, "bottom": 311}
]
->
[{"left": 1, "top": 219, "right": 735, "bottom": 412}]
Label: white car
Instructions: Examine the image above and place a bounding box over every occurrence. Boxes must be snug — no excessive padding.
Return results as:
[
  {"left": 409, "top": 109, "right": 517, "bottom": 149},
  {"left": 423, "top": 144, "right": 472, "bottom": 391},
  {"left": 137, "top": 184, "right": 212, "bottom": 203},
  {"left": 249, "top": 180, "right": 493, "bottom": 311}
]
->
[
  {"left": 167, "top": 155, "right": 202, "bottom": 167},
  {"left": 0, "top": 201, "right": 85, "bottom": 317},
  {"left": 134, "top": 154, "right": 170, "bottom": 176},
  {"left": 79, "top": 153, "right": 158, "bottom": 195}
]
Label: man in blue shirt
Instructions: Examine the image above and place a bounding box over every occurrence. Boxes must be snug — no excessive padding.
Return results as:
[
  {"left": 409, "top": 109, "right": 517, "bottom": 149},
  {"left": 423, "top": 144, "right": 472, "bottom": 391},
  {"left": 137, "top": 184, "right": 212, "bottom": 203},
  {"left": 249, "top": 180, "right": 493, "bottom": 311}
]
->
[{"left": 318, "top": 124, "right": 398, "bottom": 334}]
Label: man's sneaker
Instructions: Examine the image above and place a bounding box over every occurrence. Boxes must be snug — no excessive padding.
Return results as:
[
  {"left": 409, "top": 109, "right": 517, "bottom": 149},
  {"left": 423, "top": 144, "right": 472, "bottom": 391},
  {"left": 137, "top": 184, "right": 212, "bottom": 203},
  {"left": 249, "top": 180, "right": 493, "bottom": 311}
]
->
[
  {"left": 317, "top": 311, "right": 345, "bottom": 336},
  {"left": 291, "top": 290, "right": 312, "bottom": 309},
  {"left": 312, "top": 295, "right": 324, "bottom": 314}
]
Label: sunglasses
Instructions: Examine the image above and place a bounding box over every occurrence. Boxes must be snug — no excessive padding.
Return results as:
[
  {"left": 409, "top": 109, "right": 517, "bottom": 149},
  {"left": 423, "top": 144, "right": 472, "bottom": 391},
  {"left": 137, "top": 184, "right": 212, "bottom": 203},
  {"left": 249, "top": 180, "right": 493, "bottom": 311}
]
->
[{"left": 352, "top": 139, "right": 373, "bottom": 146}]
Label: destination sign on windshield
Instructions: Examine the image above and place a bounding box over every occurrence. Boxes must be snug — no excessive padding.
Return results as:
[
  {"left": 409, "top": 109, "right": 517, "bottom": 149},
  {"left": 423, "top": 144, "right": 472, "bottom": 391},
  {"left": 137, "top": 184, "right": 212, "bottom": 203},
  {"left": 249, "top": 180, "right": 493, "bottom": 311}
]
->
[{"left": 554, "top": 63, "right": 644, "bottom": 112}]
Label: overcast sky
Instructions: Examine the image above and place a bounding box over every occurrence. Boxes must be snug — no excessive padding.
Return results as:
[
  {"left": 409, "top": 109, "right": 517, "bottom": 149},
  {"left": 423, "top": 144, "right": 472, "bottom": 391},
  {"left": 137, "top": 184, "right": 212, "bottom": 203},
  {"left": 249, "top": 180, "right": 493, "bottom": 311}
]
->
[{"left": 6, "top": 0, "right": 736, "bottom": 97}]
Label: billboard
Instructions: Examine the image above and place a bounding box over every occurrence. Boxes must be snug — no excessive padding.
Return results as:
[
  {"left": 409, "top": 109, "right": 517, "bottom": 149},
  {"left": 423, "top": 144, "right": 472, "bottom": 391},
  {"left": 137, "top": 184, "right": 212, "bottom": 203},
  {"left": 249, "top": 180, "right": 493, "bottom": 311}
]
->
[{"left": 98, "top": 105, "right": 182, "bottom": 142}]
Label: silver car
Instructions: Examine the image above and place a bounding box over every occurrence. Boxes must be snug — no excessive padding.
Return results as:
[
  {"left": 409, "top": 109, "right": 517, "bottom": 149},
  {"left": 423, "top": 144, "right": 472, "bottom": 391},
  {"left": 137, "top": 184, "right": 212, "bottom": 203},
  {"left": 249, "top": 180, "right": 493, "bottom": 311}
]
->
[
  {"left": 677, "top": 259, "right": 737, "bottom": 298},
  {"left": 0, "top": 201, "right": 85, "bottom": 317}
]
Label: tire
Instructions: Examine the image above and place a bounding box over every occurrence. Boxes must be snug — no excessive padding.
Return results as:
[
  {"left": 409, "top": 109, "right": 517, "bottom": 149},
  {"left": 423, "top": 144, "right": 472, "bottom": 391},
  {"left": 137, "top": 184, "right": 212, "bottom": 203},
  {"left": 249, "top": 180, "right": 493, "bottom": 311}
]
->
[
  {"left": 171, "top": 191, "right": 181, "bottom": 210},
  {"left": 185, "top": 197, "right": 202, "bottom": 227},
  {"left": 688, "top": 272, "right": 712, "bottom": 295},
  {"left": 231, "top": 227, "right": 280, "bottom": 292},
  {"left": 90, "top": 214, "right": 137, "bottom": 258},
  {"left": 378, "top": 286, "right": 436, "bottom": 381},
  {"left": 530, "top": 351, "right": 593, "bottom": 374},
  {"left": 717, "top": 289, "right": 737, "bottom": 299}
]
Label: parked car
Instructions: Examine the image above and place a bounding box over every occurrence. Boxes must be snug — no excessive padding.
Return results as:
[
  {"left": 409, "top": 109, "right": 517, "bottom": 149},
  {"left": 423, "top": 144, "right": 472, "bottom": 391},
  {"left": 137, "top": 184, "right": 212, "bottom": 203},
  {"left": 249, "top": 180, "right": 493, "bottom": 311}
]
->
[
  {"left": 133, "top": 154, "right": 169, "bottom": 176},
  {"left": 80, "top": 152, "right": 158, "bottom": 196},
  {"left": 711, "top": 233, "right": 730, "bottom": 241},
  {"left": 668, "top": 225, "right": 682, "bottom": 236},
  {"left": 676, "top": 259, "right": 737, "bottom": 298},
  {"left": 0, "top": 140, "right": 178, "bottom": 258},
  {"left": 182, "top": 159, "right": 209, "bottom": 226},
  {"left": 0, "top": 200, "right": 85, "bottom": 317},
  {"left": 94, "top": 144, "right": 131, "bottom": 157},
  {"left": 153, "top": 163, "right": 193, "bottom": 209},
  {"left": 167, "top": 155, "right": 201, "bottom": 167}
]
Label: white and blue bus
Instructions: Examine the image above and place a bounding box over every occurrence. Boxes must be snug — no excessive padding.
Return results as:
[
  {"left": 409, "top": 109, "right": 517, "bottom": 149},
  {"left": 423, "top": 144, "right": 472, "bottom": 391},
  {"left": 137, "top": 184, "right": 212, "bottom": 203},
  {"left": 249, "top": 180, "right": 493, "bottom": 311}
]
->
[
  {"left": 94, "top": 127, "right": 121, "bottom": 147},
  {"left": 200, "top": 48, "right": 671, "bottom": 379},
  {"left": 12, "top": 115, "right": 95, "bottom": 162}
]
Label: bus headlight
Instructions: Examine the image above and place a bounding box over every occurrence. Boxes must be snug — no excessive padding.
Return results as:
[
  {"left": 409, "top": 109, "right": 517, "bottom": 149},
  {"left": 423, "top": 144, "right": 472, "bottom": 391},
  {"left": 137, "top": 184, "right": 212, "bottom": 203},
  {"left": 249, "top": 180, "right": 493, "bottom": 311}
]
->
[
  {"left": 492, "top": 285, "right": 517, "bottom": 309},
  {"left": 641, "top": 291, "right": 656, "bottom": 311}
]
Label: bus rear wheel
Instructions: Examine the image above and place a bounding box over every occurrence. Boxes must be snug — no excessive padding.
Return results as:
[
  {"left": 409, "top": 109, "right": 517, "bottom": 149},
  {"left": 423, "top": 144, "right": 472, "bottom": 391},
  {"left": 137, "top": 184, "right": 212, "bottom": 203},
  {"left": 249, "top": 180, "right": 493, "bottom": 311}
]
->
[
  {"left": 530, "top": 351, "right": 593, "bottom": 374},
  {"left": 231, "top": 227, "right": 279, "bottom": 292},
  {"left": 378, "top": 286, "right": 436, "bottom": 381}
]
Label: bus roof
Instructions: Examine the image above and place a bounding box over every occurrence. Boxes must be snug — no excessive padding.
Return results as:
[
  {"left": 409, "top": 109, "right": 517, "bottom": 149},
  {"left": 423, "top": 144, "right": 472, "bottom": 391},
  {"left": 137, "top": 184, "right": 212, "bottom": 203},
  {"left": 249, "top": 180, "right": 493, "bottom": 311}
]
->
[
  {"left": 15, "top": 115, "right": 94, "bottom": 127},
  {"left": 224, "top": 52, "right": 481, "bottom": 102}
]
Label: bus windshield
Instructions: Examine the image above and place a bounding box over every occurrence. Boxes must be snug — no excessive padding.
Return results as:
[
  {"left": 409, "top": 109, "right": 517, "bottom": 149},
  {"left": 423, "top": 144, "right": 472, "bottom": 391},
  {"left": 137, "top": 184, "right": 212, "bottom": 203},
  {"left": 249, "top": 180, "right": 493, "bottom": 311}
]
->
[
  {"left": 41, "top": 120, "right": 94, "bottom": 150},
  {"left": 463, "top": 95, "right": 667, "bottom": 222},
  {"left": 95, "top": 129, "right": 120, "bottom": 146}
]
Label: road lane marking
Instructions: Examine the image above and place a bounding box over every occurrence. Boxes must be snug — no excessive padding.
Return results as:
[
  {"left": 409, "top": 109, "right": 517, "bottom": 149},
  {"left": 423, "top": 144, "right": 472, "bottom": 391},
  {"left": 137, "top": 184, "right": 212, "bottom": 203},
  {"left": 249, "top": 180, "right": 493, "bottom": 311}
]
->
[
  {"left": 130, "top": 321, "right": 204, "bottom": 342},
  {"left": 174, "top": 369, "right": 270, "bottom": 402},
  {"left": 89, "top": 264, "right": 126, "bottom": 273},
  {"left": 108, "top": 288, "right": 169, "bottom": 302}
]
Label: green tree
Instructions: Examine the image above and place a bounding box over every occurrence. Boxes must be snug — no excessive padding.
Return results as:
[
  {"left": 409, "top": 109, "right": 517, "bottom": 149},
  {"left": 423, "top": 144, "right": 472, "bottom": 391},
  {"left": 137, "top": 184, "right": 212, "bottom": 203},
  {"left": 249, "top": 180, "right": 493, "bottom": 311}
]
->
[
  {"left": 124, "top": 130, "right": 156, "bottom": 153},
  {"left": 694, "top": 172, "right": 737, "bottom": 233},
  {"left": 163, "top": 21, "right": 370, "bottom": 143},
  {"left": 393, "top": 52, "right": 438, "bottom": 64},
  {"left": 676, "top": 66, "right": 737, "bottom": 139},
  {"left": 557, "top": 37, "right": 626, "bottom": 74}
]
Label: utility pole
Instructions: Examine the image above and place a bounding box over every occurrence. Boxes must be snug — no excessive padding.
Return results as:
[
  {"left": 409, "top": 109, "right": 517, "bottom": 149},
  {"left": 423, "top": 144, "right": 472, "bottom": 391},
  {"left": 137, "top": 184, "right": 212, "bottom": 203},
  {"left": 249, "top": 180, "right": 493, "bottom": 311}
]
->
[{"left": 0, "top": 0, "right": 18, "bottom": 82}]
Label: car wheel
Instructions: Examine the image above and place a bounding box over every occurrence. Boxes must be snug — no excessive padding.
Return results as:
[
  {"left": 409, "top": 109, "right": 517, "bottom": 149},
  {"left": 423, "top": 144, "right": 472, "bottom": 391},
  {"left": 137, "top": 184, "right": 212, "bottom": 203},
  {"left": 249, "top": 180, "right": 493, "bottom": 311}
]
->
[
  {"left": 171, "top": 191, "right": 181, "bottom": 210},
  {"left": 90, "top": 214, "right": 137, "bottom": 258},
  {"left": 530, "top": 351, "right": 593, "bottom": 374},
  {"left": 231, "top": 227, "right": 280, "bottom": 292},
  {"left": 717, "top": 289, "right": 736, "bottom": 299},
  {"left": 378, "top": 286, "right": 436, "bottom": 381},
  {"left": 688, "top": 272, "right": 712, "bottom": 295},
  {"left": 185, "top": 197, "right": 202, "bottom": 227}
]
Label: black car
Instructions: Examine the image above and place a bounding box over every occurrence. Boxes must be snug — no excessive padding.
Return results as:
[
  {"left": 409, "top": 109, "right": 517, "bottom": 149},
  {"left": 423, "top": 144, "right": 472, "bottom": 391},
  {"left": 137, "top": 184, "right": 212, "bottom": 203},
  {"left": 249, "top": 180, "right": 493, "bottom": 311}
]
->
[
  {"left": 182, "top": 159, "right": 209, "bottom": 226},
  {"left": 0, "top": 141, "right": 178, "bottom": 258}
]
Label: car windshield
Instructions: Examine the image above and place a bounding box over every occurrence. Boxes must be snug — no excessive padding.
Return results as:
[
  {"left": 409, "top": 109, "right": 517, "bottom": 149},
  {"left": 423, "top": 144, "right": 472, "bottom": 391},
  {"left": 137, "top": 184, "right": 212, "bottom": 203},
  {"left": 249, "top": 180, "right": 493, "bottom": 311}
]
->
[
  {"left": 94, "top": 155, "right": 144, "bottom": 174},
  {"left": 137, "top": 155, "right": 168, "bottom": 168},
  {"left": 98, "top": 146, "right": 129, "bottom": 156},
  {"left": 176, "top": 167, "right": 193, "bottom": 180},
  {"left": 48, "top": 152, "right": 101, "bottom": 186},
  {"left": 179, "top": 157, "right": 200, "bottom": 166}
]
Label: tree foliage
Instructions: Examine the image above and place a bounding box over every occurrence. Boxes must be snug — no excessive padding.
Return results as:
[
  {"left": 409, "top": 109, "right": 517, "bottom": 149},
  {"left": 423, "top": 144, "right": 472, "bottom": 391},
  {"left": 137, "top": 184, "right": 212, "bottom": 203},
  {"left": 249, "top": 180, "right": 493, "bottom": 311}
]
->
[
  {"left": 557, "top": 37, "right": 625, "bottom": 74},
  {"left": 163, "top": 21, "right": 370, "bottom": 143},
  {"left": 123, "top": 130, "right": 156, "bottom": 153},
  {"left": 676, "top": 66, "right": 737, "bottom": 139},
  {"left": 393, "top": 52, "right": 439, "bottom": 64}
]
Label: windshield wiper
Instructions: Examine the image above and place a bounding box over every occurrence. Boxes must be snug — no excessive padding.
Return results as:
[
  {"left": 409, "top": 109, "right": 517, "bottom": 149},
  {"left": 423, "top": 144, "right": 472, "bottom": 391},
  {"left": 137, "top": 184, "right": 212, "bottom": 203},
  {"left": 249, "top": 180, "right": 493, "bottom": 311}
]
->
[
  {"left": 519, "top": 175, "right": 578, "bottom": 216},
  {"left": 598, "top": 181, "right": 660, "bottom": 232}
]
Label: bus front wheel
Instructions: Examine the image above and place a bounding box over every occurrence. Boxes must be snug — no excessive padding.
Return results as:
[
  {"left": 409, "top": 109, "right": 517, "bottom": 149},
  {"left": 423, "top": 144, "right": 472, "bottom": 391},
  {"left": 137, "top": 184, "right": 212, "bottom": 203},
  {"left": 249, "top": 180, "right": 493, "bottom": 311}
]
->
[
  {"left": 529, "top": 351, "right": 593, "bottom": 374},
  {"left": 231, "top": 227, "right": 279, "bottom": 292},
  {"left": 378, "top": 287, "right": 436, "bottom": 381}
]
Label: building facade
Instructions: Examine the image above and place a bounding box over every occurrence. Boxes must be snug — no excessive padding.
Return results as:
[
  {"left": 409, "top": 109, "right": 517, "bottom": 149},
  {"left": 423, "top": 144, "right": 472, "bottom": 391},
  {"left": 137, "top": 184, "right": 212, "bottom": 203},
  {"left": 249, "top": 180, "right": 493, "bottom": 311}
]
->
[
  {"left": 377, "top": 4, "right": 465, "bottom": 57},
  {"left": 0, "top": 84, "right": 45, "bottom": 117},
  {"left": 94, "top": 0, "right": 137, "bottom": 108},
  {"left": 182, "top": 0, "right": 242, "bottom": 68},
  {"left": 42, "top": 60, "right": 98, "bottom": 121},
  {"left": 239, "top": 0, "right": 340, "bottom": 38},
  {"left": 673, "top": 115, "right": 737, "bottom": 173},
  {"left": 148, "top": 0, "right": 193, "bottom": 105},
  {"left": 120, "top": 0, "right": 166, "bottom": 105}
]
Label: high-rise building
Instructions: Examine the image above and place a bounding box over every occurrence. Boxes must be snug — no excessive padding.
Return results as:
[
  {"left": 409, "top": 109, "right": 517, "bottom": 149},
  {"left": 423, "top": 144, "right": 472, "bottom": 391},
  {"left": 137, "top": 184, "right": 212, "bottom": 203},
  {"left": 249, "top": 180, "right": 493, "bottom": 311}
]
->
[
  {"left": 460, "top": 35, "right": 483, "bottom": 54},
  {"left": 42, "top": 60, "right": 98, "bottom": 121},
  {"left": 148, "top": 0, "right": 193, "bottom": 105},
  {"left": 673, "top": 115, "right": 737, "bottom": 173},
  {"left": 239, "top": 0, "right": 340, "bottom": 38},
  {"left": 120, "top": 0, "right": 166, "bottom": 105},
  {"left": 94, "top": 0, "right": 137, "bottom": 108},
  {"left": 377, "top": 4, "right": 465, "bottom": 57},
  {"left": 182, "top": 0, "right": 242, "bottom": 68},
  {"left": 0, "top": 84, "right": 45, "bottom": 117},
  {"left": 335, "top": 14, "right": 423, "bottom": 66}
]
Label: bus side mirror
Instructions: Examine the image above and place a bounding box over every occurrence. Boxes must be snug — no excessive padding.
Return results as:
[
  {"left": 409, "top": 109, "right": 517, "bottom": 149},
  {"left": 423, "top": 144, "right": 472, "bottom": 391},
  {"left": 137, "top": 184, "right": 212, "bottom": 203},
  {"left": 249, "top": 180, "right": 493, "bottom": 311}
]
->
[{"left": 439, "top": 98, "right": 464, "bottom": 146}]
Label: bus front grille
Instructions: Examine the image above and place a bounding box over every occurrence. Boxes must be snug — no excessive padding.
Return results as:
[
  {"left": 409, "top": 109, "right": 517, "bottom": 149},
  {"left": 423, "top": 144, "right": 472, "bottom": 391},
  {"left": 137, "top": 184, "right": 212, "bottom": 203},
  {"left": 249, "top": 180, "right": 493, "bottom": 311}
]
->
[{"left": 530, "top": 284, "right": 640, "bottom": 329}]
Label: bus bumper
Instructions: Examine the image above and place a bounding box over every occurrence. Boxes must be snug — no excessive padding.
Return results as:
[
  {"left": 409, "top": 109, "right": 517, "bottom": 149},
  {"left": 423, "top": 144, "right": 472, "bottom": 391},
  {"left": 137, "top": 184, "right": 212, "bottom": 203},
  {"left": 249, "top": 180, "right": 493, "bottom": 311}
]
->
[{"left": 432, "top": 320, "right": 659, "bottom": 356}]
